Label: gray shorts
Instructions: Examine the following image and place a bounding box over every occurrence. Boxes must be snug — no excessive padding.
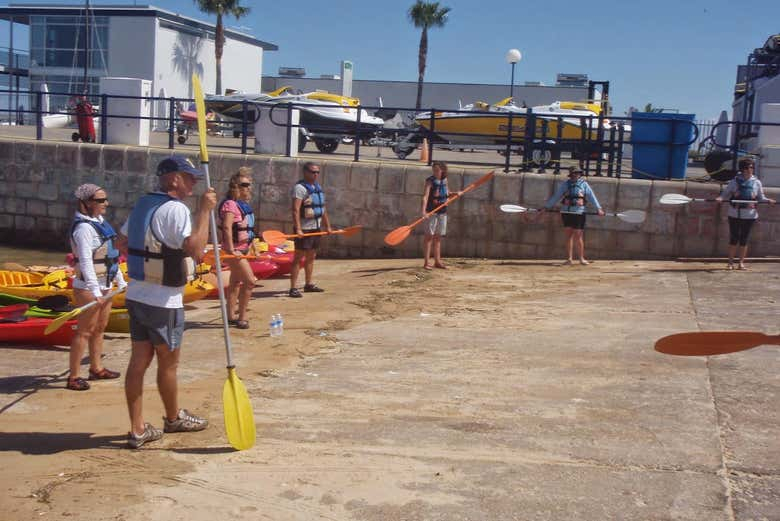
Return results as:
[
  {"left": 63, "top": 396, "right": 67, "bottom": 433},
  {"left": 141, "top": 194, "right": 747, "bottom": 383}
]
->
[
  {"left": 425, "top": 213, "right": 447, "bottom": 236},
  {"left": 127, "top": 300, "right": 185, "bottom": 350}
]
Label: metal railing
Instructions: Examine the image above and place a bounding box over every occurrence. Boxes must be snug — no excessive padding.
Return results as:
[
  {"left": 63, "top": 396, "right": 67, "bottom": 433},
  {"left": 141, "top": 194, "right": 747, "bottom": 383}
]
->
[{"left": 0, "top": 87, "right": 710, "bottom": 180}]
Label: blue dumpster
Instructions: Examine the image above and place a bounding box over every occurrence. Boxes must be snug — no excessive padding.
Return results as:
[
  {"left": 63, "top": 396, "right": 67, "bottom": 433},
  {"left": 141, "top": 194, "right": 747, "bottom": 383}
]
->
[{"left": 630, "top": 112, "right": 696, "bottom": 180}]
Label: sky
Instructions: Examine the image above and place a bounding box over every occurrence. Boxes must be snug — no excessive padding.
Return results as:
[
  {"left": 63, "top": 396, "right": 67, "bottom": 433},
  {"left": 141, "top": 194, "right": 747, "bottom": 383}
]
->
[{"left": 1, "top": 0, "right": 779, "bottom": 120}]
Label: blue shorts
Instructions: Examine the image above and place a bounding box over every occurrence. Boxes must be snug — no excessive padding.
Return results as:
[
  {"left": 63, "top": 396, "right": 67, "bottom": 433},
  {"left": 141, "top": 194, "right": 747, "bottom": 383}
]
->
[{"left": 127, "top": 300, "right": 185, "bottom": 350}]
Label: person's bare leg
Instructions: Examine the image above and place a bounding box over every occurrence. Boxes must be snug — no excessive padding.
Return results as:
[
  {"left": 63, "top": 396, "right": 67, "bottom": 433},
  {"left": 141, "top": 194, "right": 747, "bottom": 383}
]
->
[
  {"left": 155, "top": 343, "right": 182, "bottom": 422},
  {"left": 564, "top": 228, "right": 574, "bottom": 263},
  {"left": 575, "top": 230, "right": 589, "bottom": 264},
  {"left": 125, "top": 340, "right": 155, "bottom": 435},
  {"left": 304, "top": 250, "right": 316, "bottom": 285},
  {"left": 727, "top": 243, "right": 737, "bottom": 269},
  {"left": 227, "top": 262, "right": 241, "bottom": 319},
  {"left": 423, "top": 235, "right": 433, "bottom": 268},
  {"left": 235, "top": 259, "right": 255, "bottom": 321},
  {"left": 738, "top": 245, "right": 748, "bottom": 269},
  {"left": 433, "top": 236, "right": 446, "bottom": 268},
  {"left": 88, "top": 300, "right": 113, "bottom": 372},
  {"left": 290, "top": 249, "right": 305, "bottom": 289},
  {"left": 69, "top": 290, "right": 99, "bottom": 380}
]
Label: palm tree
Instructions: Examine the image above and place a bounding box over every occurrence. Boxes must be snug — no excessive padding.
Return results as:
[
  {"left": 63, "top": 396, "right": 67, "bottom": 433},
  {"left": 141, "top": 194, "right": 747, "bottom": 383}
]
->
[
  {"left": 408, "top": 1, "right": 451, "bottom": 111},
  {"left": 193, "top": 0, "right": 251, "bottom": 95}
]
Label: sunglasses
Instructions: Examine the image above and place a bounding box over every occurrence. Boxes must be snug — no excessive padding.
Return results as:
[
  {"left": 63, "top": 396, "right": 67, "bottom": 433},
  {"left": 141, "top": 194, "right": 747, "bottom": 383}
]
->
[
  {"left": 90, "top": 197, "right": 109, "bottom": 204},
  {"left": 239, "top": 182, "right": 252, "bottom": 188},
  {"left": 306, "top": 169, "right": 320, "bottom": 175}
]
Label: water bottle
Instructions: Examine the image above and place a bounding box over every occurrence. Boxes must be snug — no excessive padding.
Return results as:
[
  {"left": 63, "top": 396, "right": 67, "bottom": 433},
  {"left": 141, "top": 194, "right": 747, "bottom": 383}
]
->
[
  {"left": 276, "top": 313, "right": 284, "bottom": 336},
  {"left": 269, "top": 314, "right": 283, "bottom": 337}
]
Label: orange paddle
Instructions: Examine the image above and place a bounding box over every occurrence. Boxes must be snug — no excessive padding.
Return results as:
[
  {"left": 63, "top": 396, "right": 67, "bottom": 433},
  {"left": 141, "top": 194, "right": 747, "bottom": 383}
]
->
[
  {"left": 262, "top": 225, "right": 363, "bottom": 246},
  {"left": 384, "top": 170, "right": 495, "bottom": 246},
  {"left": 654, "top": 331, "right": 780, "bottom": 356}
]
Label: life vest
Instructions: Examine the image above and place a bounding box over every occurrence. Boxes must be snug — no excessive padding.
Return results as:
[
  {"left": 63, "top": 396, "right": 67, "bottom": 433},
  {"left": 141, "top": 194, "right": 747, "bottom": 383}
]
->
[
  {"left": 297, "top": 180, "right": 325, "bottom": 221},
  {"left": 730, "top": 175, "right": 757, "bottom": 210},
  {"left": 425, "top": 176, "right": 449, "bottom": 213},
  {"left": 70, "top": 217, "right": 120, "bottom": 287},
  {"left": 561, "top": 178, "right": 587, "bottom": 211},
  {"left": 126, "top": 193, "right": 194, "bottom": 287},
  {"left": 219, "top": 199, "right": 255, "bottom": 244}
]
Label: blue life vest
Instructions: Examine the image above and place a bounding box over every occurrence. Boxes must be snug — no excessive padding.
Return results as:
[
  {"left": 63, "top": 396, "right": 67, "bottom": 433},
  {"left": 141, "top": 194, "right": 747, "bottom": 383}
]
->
[
  {"left": 426, "top": 176, "right": 449, "bottom": 214},
  {"left": 219, "top": 199, "right": 255, "bottom": 243},
  {"left": 127, "top": 193, "right": 193, "bottom": 287},
  {"left": 70, "top": 217, "right": 120, "bottom": 287},
  {"left": 297, "top": 180, "right": 325, "bottom": 220},
  {"left": 731, "top": 175, "right": 757, "bottom": 209},
  {"left": 561, "top": 178, "right": 587, "bottom": 212}
]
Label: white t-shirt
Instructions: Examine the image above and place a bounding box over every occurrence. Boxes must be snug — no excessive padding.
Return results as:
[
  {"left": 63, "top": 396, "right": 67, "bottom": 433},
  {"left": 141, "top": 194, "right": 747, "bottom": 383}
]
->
[
  {"left": 121, "top": 197, "right": 192, "bottom": 309},
  {"left": 71, "top": 211, "right": 127, "bottom": 298}
]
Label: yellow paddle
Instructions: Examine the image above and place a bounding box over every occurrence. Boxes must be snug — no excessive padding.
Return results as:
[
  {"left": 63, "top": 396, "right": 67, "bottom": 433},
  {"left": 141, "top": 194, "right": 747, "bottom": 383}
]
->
[
  {"left": 44, "top": 287, "right": 125, "bottom": 335},
  {"left": 193, "top": 74, "right": 256, "bottom": 451},
  {"left": 262, "top": 225, "right": 363, "bottom": 246}
]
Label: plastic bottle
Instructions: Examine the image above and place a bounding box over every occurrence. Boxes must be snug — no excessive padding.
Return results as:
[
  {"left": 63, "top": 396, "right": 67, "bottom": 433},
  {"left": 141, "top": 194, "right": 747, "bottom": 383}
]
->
[{"left": 269, "top": 314, "right": 284, "bottom": 337}]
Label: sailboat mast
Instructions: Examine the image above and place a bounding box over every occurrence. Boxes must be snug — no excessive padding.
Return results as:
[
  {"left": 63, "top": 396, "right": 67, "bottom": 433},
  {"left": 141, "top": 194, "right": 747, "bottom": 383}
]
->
[{"left": 83, "top": 0, "right": 90, "bottom": 94}]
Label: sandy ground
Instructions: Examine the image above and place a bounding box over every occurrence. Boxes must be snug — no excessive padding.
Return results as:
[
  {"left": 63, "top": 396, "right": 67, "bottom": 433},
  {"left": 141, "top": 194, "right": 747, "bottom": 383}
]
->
[{"left": 1, "top": 257, "right": 779, "bottom": 520}]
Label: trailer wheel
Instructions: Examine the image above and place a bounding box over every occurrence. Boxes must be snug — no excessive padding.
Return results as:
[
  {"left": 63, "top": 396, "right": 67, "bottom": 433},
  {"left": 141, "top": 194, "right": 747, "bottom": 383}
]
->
[
  {"left": 177, "top": 135, "right": 187, "bottom": 145},
  {"left": 71, "top": 132, "right": 80, "bottom": 142},
  {"left": 315, "top": 138, "right": 339, "bottom": 154},
  {"left": 298, "top": 131, "right": 308, "bottom": 152}
]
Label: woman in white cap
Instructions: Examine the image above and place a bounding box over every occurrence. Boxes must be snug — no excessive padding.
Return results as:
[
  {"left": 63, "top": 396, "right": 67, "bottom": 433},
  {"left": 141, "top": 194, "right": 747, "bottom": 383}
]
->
[{"left": 67, "top": 183, "right": 126, "bottom": 391}]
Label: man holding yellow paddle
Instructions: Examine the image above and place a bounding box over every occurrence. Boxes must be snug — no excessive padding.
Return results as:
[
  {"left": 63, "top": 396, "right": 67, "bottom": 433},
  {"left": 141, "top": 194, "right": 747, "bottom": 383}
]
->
[
  {"left": 289, "top": 162, "right": 331, "bottom": 298},
  {"left": 117, "top": 155, "right": 216, "bottom": 449}
]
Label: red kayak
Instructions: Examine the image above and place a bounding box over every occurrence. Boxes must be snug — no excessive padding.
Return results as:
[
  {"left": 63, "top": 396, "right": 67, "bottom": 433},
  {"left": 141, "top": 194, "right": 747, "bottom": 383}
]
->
[
  {"left": 257, "top": 251, "right": 304, "bottom": 277},
  {"left": 0, "top": 316, "right": 78, "bottom": 346},
  {"left": 248, "top": 259, "right": 279, "bottom": 279}
]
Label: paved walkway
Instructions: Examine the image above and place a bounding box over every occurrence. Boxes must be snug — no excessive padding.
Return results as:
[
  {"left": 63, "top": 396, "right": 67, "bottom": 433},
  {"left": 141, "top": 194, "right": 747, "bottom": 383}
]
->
[{"left": 0, "top": 259, "right": 777, "bottom": 520}]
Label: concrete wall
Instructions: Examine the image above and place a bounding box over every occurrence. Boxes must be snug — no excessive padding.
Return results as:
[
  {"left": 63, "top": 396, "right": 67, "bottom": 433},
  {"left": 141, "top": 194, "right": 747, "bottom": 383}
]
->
[{"left": 1, "top": 137, "right": 780, "bottom": 259}]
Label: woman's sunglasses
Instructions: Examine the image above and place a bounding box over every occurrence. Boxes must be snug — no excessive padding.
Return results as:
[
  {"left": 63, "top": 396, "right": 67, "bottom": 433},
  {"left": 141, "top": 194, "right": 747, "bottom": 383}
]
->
[
  {"left": 90, "top": 197, "right": 109, "bottom": 204},
  {"left": 239, "top": 182, "right": 252, "bottom": 188}
]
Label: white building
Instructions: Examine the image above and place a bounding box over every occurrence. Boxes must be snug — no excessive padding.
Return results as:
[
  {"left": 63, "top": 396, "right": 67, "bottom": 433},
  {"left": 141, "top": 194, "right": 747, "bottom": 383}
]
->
[{"left": 0, "top": 3, "right": 277, "bottom": 109}]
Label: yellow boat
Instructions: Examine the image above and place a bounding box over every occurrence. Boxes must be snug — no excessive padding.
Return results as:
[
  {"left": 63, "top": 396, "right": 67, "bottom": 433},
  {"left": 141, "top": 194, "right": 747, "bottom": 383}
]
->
[{"left": 415, "top": 99, "right": 615, "bottom": 145}]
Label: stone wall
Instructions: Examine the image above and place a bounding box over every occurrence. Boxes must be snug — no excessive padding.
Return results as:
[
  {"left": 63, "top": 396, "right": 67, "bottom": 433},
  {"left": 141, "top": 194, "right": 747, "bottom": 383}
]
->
[{"left": 2, "top": 138, "right": 779, "bottom": 259}]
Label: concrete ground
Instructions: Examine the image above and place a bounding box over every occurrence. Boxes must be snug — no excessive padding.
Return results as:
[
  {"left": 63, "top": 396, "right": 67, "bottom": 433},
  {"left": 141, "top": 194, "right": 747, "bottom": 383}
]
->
[{"left": 1, "top": 258, "right": 778, "bottom": 520}]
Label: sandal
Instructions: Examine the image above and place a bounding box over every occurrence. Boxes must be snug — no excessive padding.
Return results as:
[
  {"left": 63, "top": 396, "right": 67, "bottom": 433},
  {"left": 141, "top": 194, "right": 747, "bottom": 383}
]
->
[
  {"left": 67, "top": 377, "right": 90, "bottom": 391},
  {"left": 88, "top": 367, "right": 120, "bottom": 380},
  {"left": 289, "top": 288, "right": 302, "bottom": 298},
  {"left": 233, "top": 320, "right": 250, "bottom": 329},
  {"left": 303, "top": 284, "right": 324, "bottom": 293},
  {"left": 423, "top": 264, "right": 433, "bottom": 270}
]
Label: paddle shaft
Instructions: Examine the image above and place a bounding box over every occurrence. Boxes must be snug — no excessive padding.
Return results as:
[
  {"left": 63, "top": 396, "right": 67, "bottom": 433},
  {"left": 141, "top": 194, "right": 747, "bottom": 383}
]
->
[{"left": 411, "top": 172, "right": 494, "bottom": 228}]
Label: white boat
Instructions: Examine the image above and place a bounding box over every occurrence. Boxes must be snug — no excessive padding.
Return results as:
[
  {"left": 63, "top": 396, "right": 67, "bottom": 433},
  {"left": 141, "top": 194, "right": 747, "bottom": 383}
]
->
[{"left": 206, "top": 86, "right": 385, "bottom": 153}]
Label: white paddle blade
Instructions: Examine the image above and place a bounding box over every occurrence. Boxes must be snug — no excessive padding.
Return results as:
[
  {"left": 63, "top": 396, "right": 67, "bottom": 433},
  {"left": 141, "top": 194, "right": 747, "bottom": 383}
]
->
[
  {"left": 616, "top": 210, "right": 646, "bottom": 224},
  {"left": 659, "top": 193, "right": 692, "bottom": 205},
  {"left": 499, "top": 204, "right": 528, "bottom": 213}
]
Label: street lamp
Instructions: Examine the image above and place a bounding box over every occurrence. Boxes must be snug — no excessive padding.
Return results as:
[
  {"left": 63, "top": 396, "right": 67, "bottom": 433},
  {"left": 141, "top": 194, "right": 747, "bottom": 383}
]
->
[{"left": 505, "top": 48, "right": 522, "bottom": 102}]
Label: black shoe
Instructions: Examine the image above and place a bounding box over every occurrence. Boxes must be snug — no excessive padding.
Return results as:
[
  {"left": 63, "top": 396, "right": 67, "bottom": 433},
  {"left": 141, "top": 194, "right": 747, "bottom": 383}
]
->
[
  {"left": 289, "top": 288, "right": 302, "bottom": 298},
  {"left": 303, "top": 284, "right": 324, "bottom": 293}
]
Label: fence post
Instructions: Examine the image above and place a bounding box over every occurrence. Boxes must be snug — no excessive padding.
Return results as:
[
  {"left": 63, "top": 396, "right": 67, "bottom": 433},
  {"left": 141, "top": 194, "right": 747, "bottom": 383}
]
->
[
  {"left": 427, "top": 110, "right": 435, "bottom": 165},
  {"left": 241, "top": 100, "right": 248, "bottom": 155},
  {"left": 353, "top": 106, "right": 362, "bottom": 162},
  {"left": 100, "top": 94, "right": 107, "bottom": 144},
  {"left": 35, "top": 90, "right": 42, "bottom": 140},
  {"left": 504, "top": 112, "right": 513, "bottom": 173},
  {"left": 168, "top": 97, "right": 175, "bottom": 149},
  {"left": 285, "top": 103, "right": 292, "bottom": 157}
]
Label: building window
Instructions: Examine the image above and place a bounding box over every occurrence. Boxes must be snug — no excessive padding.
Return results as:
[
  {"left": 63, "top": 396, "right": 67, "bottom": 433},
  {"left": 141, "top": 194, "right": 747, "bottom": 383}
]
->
[{"left": 30, "top": 15, "right": 109, "bottom": 77}]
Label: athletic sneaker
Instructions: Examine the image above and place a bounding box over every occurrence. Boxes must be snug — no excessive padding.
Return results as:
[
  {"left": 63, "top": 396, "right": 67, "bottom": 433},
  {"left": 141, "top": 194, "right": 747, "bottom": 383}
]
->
[
  {"left": 127, "top": 423, "right": 163, "bottom": 449},
  {"left": 163, "top": 408, "right": 209, "bottom": 433}
]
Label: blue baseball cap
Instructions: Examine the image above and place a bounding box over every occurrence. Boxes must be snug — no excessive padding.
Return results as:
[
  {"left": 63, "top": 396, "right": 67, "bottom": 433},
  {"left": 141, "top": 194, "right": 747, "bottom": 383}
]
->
[{"left": 156, "top": 155, "right": 204, "bottom": 179}]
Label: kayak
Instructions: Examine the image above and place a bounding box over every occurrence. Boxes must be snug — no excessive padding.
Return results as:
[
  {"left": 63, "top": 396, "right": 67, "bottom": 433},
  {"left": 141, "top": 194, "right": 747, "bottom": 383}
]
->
[
  {"left": 0, "top": 316, "right": 78, "bottom": 346},
  {"left": 0, "top": 278, "right": 214, "bottom": 307},
  {"left": 24, "top": 306, "right": 130, "bottom": 334},
  {"left": 0, "top": 303, "right": 29, "bottom": 321},
  {"left": 249, "top": 260, "right": 279, "bottom": 279},
  {"left": 257, "top": 251, "right": 304, "bottom": 277}
]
